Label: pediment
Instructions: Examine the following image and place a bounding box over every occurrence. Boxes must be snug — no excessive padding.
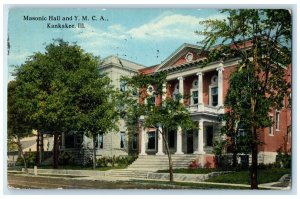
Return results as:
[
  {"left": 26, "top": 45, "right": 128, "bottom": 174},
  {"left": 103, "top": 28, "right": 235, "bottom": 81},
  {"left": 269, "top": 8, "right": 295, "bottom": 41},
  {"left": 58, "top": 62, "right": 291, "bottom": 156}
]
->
[{"left": 155, "top": 43, "right": 207, "bottom": 72}]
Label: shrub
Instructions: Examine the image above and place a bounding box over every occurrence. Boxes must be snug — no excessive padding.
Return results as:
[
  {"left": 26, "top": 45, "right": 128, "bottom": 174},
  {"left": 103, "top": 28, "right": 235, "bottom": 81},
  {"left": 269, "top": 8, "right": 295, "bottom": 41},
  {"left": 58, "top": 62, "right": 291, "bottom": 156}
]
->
[
  {"left": 16, "top": 152, "right": 36, "bottom": 167},
  {"left": 189, "top": 157, "right": 200, "bottom": 169},
  {"left": 58, "top": 151, "right": 75, "bottom": 165},
  {"left": 276, "top": 151, "right": 291, "bottom": 168}
]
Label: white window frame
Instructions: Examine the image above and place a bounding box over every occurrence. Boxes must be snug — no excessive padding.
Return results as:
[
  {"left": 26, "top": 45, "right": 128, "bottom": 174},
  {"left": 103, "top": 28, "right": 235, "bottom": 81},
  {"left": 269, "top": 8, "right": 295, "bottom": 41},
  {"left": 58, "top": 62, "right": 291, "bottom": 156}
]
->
[
  {"left": 190, "top": 88, "right": 198, "bottom": 105},
  {"left": 275, "top": 110, "right": 280, "bottom": 131},
  {"left": 209, "top": 85, "right": 218, "bottom": 107},
  {"left": 269, "top": 115, "right": 274, "bottom": 136}
]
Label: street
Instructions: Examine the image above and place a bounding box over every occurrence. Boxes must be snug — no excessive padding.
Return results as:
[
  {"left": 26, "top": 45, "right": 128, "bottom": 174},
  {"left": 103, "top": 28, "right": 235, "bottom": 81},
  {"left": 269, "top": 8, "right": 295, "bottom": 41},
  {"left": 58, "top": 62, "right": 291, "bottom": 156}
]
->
[{"left": 7, "top": 173, "right": 190, "bottom": 189}]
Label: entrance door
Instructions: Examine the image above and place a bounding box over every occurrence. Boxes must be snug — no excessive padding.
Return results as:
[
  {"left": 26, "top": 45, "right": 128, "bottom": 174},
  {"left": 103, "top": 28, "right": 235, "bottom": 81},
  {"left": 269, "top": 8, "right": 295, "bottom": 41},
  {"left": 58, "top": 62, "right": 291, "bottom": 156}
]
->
[
  {"left": 206, "top": 126, "right": 213, "bottom": 147},
  {"left": 187, "top": 131, "right": 194, "bottom": 154}
]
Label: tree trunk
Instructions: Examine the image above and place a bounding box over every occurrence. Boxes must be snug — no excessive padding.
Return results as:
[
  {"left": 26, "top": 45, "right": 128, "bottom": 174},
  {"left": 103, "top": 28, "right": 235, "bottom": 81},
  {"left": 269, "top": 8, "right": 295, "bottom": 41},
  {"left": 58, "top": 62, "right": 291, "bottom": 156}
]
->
[
  {"left": 36, "top": 131, "right": 40, "bottom": 165},
  {"left": 250, "top": 126, "right": 258, "bottom": 189},
  {"left": 16, "top": 136, "right": 27, "bottom": 172},
  {"left": 92, "top": 135, "right": 96, "bottom": 170},
  {"left": 161, "top": 130, "right": 173, "bottom": 182},
  {"left": 40, "top": 133, "right": 44, "bottom": 163},
  {"left": 53, "top": 132, "right": 59, "bottom": 169}
]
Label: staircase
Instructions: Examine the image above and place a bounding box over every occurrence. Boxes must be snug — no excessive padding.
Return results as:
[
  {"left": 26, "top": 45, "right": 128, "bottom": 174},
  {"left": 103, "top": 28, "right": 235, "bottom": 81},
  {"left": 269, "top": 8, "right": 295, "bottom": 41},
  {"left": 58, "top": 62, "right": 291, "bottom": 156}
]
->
[
  {"left": 106, "top": 169, "right": 150, "bottom": 179},
  {"left": 127, "top": 154, "right": 200, "bottom": 171}
]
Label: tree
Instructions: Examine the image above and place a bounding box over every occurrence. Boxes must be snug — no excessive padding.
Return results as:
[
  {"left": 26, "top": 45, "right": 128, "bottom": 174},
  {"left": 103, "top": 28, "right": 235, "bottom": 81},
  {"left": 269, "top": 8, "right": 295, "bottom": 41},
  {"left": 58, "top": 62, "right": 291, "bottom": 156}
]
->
[
  {"left": 73, "top": 69, "right": 120, "bottom": 169},
  {"left": 13, "top": 39, "right": 117, "bottom": 168},
  {"left": 7, "top": 80, "right": 33, "bottom": 171},
  {"left": 197, "top": 9, "right": 291, "bottom": 189},
  {"left": 122, "top": 72, "right": 196, "bottom": 182}
]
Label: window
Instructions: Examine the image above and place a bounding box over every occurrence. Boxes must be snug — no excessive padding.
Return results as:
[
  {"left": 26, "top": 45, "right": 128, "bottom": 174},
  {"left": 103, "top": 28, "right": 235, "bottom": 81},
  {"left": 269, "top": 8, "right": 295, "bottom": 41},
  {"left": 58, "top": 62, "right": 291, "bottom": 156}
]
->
[
  {"left": 269, "top": 116, "right": 274, "bottom": 136},
  {"left": 132, "top": 133, "right": 138, "bottom": 149},
  {"left": 120, "top": 80, "right": 126, "bottom": 92},
  {"left": 276, "top": 111, "right": 280, "bottom": 131},
  {"left": 95, "top": 133, "right": 103, "bottom": 149},
  {"left": 147, "top": 96, "right": 156, "bottom": 105},
  {"left": 238, "top": 129, "right": 246, "bottom": 137},
  {"left": 120, "top": 131, "right": 126, "bottom": 148},
  {"left": 211, "top": 87, "right": 218, "bottom": 106},
  {"left": 191, "top": 90, "right": 198, "bottom": 105},
  {"left": 147, "top": 131, "right": 156, "bottom": 149},
  {"left": 173, "top": 83, "right": 180, "bottom": 101}
]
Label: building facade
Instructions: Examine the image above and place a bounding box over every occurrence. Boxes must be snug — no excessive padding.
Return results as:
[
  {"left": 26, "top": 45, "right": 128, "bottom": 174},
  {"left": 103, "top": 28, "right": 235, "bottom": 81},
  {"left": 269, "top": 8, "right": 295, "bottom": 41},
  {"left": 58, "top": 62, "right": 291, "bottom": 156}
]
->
[{"left": 137, "top": 43, "right": 291, "bottom": 167}]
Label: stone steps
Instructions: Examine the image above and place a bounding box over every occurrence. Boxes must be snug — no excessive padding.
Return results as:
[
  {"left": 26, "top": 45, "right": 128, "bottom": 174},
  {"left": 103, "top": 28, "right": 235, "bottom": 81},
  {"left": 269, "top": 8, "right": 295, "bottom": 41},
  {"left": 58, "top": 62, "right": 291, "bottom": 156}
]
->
[
  {"left": 107, "top": 169, "right": 150, "bottom": 179},
  {"left": 127, "top": 155, "right": 200, "bottom": 170}
]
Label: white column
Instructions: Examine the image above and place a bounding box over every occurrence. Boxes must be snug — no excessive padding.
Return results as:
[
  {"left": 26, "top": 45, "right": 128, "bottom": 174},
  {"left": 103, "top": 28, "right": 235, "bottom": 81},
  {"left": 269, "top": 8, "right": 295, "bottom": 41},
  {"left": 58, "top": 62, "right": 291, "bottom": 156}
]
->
[
  {"left": 139, "top": 127, "right": 147, "bottom": 156},
  {"left": 175, "top": 126, "right": 184, "bottom": 154},
  {"left": 197, "top": 72, "right": 203, "bottom": 112},
  {"left": 194, "top": 119, "right": 205, "bottom": 154},
  {"left": 178, "top": 77, "right": 184, "bottom": 103},
  {"left": 156, "top": 125, "right": 164, "bottom": 155},
  {"left": 217, "top": 63, "right": 224, "bottom": 107}
]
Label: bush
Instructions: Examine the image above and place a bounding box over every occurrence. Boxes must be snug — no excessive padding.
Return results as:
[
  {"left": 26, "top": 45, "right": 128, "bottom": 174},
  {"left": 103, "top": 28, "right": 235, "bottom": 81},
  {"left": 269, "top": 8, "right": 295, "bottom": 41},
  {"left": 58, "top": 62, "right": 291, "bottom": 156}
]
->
[
  {"left": 96, "top": 155, "right": 138, "bottom": 168},
  {"left": 189, "top": 157, "right": 200, "bottom": 169},
  {"left": 58, "top": 151, "right": 75, "bottom": 165},
  {"left": 276, "top": 151, "right": 291, "bottom": 168},
  {"left": 16, "top": 152, "right": 36, "bottom": 167}
]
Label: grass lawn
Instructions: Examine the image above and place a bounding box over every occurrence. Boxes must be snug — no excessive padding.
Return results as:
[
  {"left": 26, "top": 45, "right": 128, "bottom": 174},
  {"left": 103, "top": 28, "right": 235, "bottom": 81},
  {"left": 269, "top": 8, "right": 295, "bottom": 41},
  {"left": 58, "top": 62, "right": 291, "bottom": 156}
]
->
[
  {"left": 132, "top": 180, "right": 250, "bottom": 189},
  {"left": 206, "top": 168, "right": 291, "bottom": 185}
]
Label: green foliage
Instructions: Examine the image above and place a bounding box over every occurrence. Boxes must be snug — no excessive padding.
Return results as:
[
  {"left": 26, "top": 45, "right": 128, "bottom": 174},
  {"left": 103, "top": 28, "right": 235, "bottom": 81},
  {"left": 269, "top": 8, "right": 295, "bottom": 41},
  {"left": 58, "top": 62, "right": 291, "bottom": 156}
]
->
[
  {"left": 206, "top": 168, "right": 290, "bottom": 185},
  {"left": 276, "top": 151, "right": 291, "bottom": 169},
  {"left": 16, "top": 152, "right": 36, "bottom": 167},
  {"left": 96, "top": 155, "right": 137, "bottom": 168},
  {"left": 58, "top": 151, "right": 75, "bottom": 165}
]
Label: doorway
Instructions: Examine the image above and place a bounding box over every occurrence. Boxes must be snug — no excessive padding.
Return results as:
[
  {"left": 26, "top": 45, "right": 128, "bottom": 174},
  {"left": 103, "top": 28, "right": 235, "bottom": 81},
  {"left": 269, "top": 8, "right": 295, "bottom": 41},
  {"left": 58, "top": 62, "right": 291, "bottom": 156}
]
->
[{"left": 187, "top": 131, "right": 194, "bottom": 154}]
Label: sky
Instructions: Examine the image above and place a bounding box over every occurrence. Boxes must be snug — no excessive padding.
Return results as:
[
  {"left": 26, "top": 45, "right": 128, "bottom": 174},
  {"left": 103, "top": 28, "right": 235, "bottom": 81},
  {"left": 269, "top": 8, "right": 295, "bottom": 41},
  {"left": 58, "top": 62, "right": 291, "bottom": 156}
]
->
[{"left": 7, "top": 8, "right": 226, "bottom": 81}]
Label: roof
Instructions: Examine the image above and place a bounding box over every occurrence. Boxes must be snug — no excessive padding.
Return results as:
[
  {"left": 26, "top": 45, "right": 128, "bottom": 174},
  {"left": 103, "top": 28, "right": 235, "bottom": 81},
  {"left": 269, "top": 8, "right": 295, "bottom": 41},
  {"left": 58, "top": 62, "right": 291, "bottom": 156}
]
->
[
  {"left": 101, "top": 55, "right": 146, "bottom": 71},
  {"left": 139, "top": 64, "right": 159, "bottom": 75}
]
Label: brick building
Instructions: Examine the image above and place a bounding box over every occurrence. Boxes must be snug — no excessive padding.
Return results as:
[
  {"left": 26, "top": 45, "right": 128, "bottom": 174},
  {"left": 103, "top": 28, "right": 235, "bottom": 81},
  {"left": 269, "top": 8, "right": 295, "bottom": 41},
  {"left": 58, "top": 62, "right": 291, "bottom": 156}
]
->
[{"left": 133, "top": 43, "right": 291, "bottom": 168}]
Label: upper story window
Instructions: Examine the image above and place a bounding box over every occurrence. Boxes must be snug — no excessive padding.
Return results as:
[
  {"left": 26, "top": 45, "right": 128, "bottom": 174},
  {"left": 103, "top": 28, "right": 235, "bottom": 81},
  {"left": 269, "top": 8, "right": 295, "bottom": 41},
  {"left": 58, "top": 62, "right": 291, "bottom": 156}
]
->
[
  {"left": 173, "top": 83, "right": 180, "bottom": 101},
  {"left": 275, "top": 110, "right": 280, "bottom": 131},
  {"left": 191, "top": 90, "right": 198, "bottom": 105},
  {"left": 210, "top": 75, "right": 218, "bottom": 107},
  {"left": 269, "top": 116, "right": 274, "bottom": 136},
  {"left": 147, "top": 95, "right": 156, "bottom": 106},
  {"left": 120, "top": 80, "right": 126, "bottom": 92}
]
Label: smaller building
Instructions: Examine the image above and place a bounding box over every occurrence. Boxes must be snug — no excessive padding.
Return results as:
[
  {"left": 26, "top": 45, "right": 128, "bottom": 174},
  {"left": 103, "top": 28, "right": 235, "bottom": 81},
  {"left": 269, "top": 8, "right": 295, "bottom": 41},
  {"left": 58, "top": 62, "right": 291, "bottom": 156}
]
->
[{"left": 60, "top": 56, "right": 145, "bottom": 163}]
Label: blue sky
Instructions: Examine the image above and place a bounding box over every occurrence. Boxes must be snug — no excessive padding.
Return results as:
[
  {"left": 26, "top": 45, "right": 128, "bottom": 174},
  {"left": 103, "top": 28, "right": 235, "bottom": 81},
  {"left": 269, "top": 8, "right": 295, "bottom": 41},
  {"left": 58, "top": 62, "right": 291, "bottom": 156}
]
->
[{"left": 7, "top": 8, "right": 226, "bottom": 81}]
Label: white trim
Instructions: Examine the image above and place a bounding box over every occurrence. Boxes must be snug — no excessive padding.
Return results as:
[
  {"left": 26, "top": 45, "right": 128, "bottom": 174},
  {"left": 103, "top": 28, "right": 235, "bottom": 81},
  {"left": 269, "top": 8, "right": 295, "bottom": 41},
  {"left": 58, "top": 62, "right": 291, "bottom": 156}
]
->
[
  {"left": 275, "top": 110, "right": 280, "bottom": 131},
  {"left": 190, "top": 88, "right": 198, "bottom": 105},
  {"left": 209, "top": 85, "right": 218, "bottom": 107},
  {"left": 269, "top": 115, "right": 274, "bottom": 136}
]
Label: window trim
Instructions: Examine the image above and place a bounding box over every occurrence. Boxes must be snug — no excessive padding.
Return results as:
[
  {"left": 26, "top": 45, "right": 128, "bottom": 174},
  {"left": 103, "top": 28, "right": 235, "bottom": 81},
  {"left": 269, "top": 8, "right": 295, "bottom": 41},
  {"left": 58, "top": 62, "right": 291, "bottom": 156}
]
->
[
  {"left": 209, "top": 85, "right": 218, "bottom": 107},
  {"left": 190, "top": 88, "right": 199, "bottom": 105},
  {"left": 269, "top": 115, "right": 274, "bottom": 136},
  {"left": 275, "top": 110, "right": 280, "bottom": 131}
]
